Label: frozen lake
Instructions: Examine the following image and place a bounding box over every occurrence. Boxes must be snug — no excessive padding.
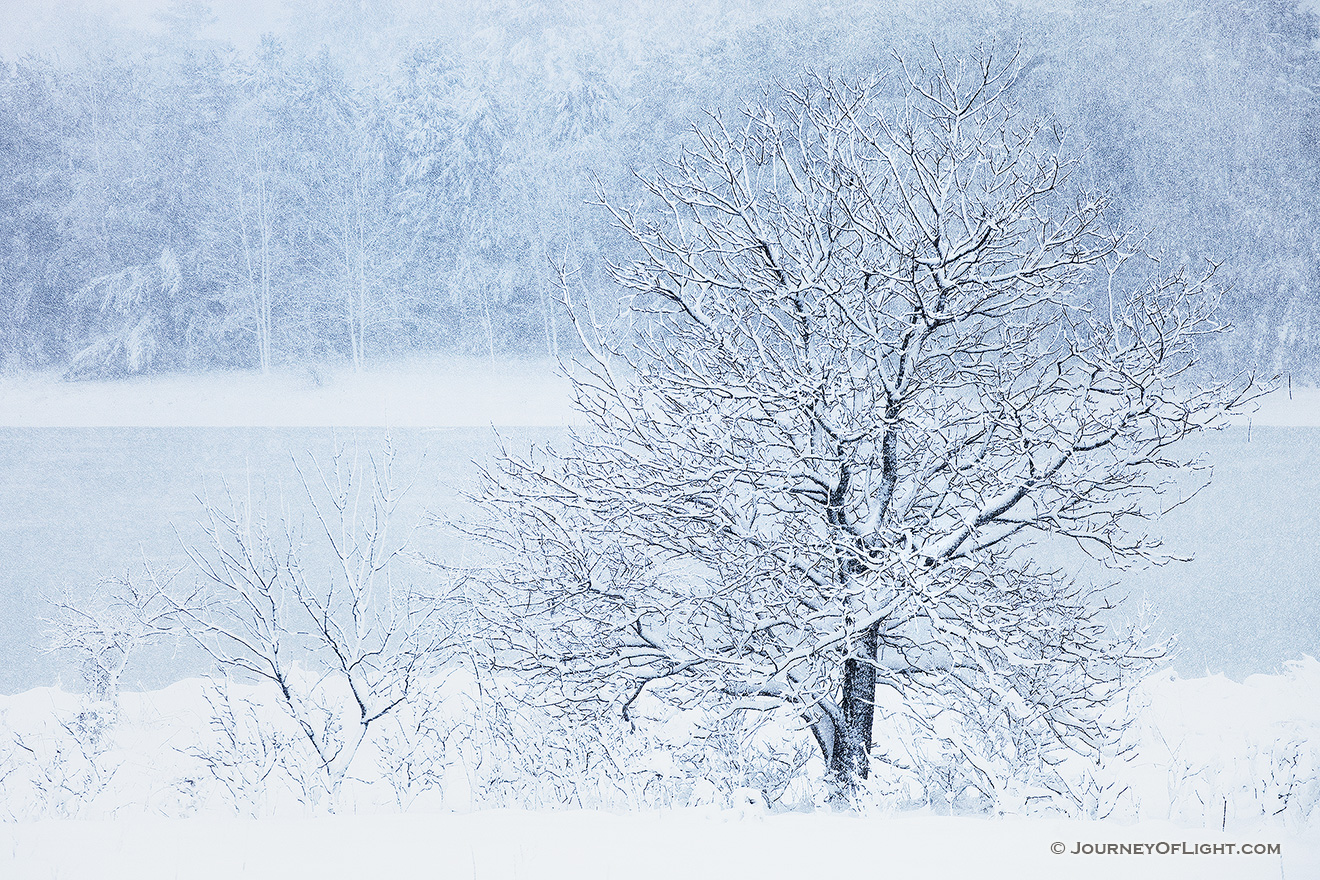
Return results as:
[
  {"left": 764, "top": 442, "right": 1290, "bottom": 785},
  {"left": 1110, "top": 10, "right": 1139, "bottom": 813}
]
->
[
  {"left": 0, "top": 423, "right": 1315, "bottom": 693},
  {"left": 0, "top": 427, "right": 560, "bottom": 694},
  {"left": 1033, "top": 425, "right": 1320, "bottom": 678}
]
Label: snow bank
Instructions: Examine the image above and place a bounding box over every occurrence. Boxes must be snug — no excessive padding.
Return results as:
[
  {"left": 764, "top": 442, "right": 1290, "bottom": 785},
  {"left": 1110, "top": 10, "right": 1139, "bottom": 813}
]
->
[
  {"left": 1126, "top": 657, "right": 1320, "bottom": 827},
  {"left": 0, "top": 663, "right": 1316, "bottom": 878},
  {"left": 6, "top": 366, "right": 1318, "bottom": 429},
  {"left": 0, "top": 357, "right": 576, "bottom": 427}
]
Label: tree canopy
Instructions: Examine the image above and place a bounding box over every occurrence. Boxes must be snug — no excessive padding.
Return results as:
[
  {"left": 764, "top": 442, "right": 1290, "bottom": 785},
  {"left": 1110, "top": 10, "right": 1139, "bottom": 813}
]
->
[{"left": 467, "top": 52, "right": 1254, "bottom": 805}]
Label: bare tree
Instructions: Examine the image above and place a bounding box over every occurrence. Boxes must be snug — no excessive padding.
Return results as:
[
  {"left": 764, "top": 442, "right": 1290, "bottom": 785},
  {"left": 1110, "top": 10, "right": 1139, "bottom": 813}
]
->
[
  {"left": 45, "top": 573, "right": 171, "bottom": 707},
  {"left": 156, "top": 440, "right": 457, "bottom": 810},
  {"left": 227, "top": 120, "right": 280, "bottom": 374},
  {"left": 464, "top": 52, "right": 1257, "bottom": 804},
  {"left": 301, "top": 79, "right": 415, "bottom": 373}
]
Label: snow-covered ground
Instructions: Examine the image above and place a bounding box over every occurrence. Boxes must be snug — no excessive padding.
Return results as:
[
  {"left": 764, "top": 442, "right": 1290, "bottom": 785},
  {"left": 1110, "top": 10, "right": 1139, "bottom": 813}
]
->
[
  {"left": 0, "top": 360, "right": 1312, "bottom": 429},
  {"left": 0, "top": 357, "right": 576, "bottom": 427},
  {"left": 1, "top": 809, "right": 1310, "bottom": 880},
  {"left": 0, "top": 661, "right": 1316, "bottom": 879}
]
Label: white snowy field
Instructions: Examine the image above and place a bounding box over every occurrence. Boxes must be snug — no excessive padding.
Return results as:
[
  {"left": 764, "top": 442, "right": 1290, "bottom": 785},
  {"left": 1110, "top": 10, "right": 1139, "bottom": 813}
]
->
[
  {"left": 0, "top": 359, "right": 1313, "bottom": 429},
  {"left": 0, "top": 661, "right": 1316, "bottom": 879},
  {"left": 0, "top": 810, "right": 1310, "bottom": 880},
  {"left": 0, "top": 357, "right": 577, "bottom": 427}
]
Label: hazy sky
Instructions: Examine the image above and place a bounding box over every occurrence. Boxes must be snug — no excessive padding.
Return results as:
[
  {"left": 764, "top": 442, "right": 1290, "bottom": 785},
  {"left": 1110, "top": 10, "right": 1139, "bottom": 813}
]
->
[
  {"left": 0, "top": 0, "right": 284, "bottom": 58},
  {"left": 6, "top": 0, "right": 1320, "bottom": 63}
]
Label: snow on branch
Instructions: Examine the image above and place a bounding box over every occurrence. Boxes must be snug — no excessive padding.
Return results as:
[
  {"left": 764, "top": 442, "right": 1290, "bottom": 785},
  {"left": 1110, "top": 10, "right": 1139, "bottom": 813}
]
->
[{"left": 460, "top": 50, "right": 1260, "bottom": 806}]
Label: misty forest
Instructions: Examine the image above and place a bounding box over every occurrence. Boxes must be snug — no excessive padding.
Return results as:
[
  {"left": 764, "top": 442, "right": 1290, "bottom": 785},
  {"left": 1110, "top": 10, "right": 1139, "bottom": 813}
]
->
[
  {"left": 2, "top": 0, "right": 1319, "bottom": 379},
  {"left": 1, "top": 1, "right": 1319, "bottom": 876}
]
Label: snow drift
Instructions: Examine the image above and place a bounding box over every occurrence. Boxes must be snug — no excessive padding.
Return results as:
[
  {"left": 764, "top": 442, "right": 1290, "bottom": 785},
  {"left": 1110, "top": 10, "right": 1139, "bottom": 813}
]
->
[{"left": 0, "top": 660, "right": 1316, "bottom": 878}]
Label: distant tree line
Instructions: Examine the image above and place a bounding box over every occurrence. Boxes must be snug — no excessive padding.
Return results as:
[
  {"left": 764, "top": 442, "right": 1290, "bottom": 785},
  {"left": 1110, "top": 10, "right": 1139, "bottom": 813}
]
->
[{"left": 1, "top": 0, "right": 1317, "bottom": 378}]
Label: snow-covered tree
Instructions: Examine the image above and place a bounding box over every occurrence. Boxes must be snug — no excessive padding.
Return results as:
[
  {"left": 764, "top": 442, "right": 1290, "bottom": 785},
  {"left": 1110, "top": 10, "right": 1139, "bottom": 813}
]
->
[
  {"left": 64, "top": 248, "right": 182, "bottom": 379},
  {"left": 465, "top": 52, "right": 1256, "bottom": 804}
]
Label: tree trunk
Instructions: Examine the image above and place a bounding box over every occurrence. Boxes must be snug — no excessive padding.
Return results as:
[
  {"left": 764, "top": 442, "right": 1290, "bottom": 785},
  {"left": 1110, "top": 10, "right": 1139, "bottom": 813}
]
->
[{"left": 828, "top": 620, "right": 880, "bottom": 795}]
